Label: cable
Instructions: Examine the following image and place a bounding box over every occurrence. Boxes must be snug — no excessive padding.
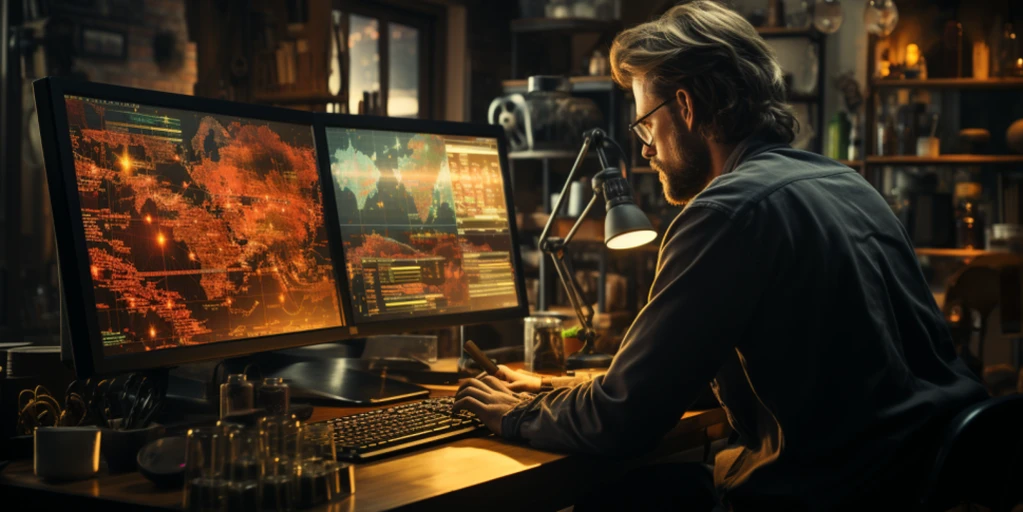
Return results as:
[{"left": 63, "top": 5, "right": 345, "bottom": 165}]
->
[{"left": 603, "top": 137, "right": 631, "bottom": 178}]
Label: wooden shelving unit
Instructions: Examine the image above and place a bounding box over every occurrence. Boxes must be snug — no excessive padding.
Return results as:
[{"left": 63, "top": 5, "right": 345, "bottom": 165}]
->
[
  {"left": 871, "top": 78, "right": 1023, "bottom": 89},
  {"left": 914, "top": 248, "right": 993, "bottom": 258},
  {"left": 865, "top": 155, "right": 1023, "bottom": 166},
  {"left": 251, "top": 92, "right": 345, "bottom": 106},
  {"left": 501, "top": 75, "right": 616, "bottom": 94}
]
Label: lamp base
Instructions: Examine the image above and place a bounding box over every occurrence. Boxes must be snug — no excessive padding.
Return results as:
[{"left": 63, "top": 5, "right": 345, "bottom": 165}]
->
[{"left": 566, "top": 350, "right": 612, "bottom": 370}]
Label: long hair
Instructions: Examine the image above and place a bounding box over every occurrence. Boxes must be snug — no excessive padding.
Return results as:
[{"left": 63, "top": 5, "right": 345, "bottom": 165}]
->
[{"left": 610, "top": 1, "right": 797, "bottom": 144}]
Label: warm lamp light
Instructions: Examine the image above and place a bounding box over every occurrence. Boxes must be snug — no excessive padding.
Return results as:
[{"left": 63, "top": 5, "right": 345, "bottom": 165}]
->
[{"left": 906, "top": 44, "right": 920, "bottom": 67}]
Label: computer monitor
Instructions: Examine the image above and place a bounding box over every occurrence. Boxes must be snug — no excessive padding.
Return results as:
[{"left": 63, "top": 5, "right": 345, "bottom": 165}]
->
[
  {"left": 34, "top": 78, "right": 353, "bottom": 378},
  {"left": 36, "top": 79, "right": 527, "bottom": 406},
  {"left": 314, "top": 116, "right": 527, "bottom": 332}
]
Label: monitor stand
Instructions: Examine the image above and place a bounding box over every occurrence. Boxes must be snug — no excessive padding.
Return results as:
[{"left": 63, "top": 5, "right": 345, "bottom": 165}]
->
[
  {"left": 248, "top": 342, "right": 430, "bottom": 406},
  {"left": 266, "top": 358, "right": 430, "bottom": 405}
]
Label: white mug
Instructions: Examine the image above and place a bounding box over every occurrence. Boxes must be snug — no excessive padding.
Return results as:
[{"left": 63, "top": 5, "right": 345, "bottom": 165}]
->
[
  {"left": 34, "top": 426, "right": 102, "bottom": 480},
  {"left": 916, "top": 137, "right": 940, "bottom": 158}
]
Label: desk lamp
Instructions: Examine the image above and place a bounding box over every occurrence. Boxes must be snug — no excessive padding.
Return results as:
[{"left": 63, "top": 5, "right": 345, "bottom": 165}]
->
[{"left": 538, "top": 128, "right": 657, "bottom": 369}]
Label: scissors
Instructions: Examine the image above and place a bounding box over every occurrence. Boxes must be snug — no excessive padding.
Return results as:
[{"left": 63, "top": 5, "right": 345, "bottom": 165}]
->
[{"left": 117, "top": 374, "right": 164, "bottom": 430}]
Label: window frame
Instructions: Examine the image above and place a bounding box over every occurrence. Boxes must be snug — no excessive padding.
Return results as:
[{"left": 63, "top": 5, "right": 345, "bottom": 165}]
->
[{"left": 333, "top": 0, "right": 437, "bottom": 119}]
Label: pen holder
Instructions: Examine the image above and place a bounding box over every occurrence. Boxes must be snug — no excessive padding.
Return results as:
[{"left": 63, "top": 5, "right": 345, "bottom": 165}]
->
[
  {"left": 34, "top": 426, "right": 102, "bottom": 481},
  {"left": 101, "top": 421, "right": 167, "bottom": 474}
]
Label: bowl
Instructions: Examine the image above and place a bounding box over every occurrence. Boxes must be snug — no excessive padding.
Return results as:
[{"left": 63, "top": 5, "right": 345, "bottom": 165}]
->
[{"left": 137, "top": 436, "right": 186, "bottom": 488}]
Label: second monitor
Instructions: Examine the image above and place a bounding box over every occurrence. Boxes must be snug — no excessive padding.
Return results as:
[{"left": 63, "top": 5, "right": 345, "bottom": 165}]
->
[{"left": 322, "top": 125, "right": 523, "bottom": 325}]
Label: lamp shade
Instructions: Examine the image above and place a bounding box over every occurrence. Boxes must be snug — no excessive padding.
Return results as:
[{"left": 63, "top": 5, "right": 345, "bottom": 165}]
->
[{"left": 605, "top": 202, "right": 657, "bottom": 249}]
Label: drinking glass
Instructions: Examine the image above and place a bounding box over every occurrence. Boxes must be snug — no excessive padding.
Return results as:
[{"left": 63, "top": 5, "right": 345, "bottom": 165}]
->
[{"left": 183, "top": 427, "right": 229, "bottom": 511}]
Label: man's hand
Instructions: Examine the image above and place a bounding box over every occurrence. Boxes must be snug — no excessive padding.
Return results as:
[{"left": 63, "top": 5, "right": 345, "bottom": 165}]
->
[
  {"left": 491, "top": 364, "right": 542, "bottom": 393},
  {"left": 453, "top": 376, "right": 527, "bottom": 436}
]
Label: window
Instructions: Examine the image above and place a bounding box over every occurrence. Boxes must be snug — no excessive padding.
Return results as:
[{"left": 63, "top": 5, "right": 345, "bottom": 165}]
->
[{"left": 327, "top": 4, "right": 432, "bottom": 118}]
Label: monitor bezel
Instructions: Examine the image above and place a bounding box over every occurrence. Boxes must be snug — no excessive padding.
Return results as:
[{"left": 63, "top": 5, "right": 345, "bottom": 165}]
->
[
  {"left": 312, "top": 114, "right": 529, "bottom": 334},
  {"left": 33, "top": 77, "right": 357, "bottom": 378}
]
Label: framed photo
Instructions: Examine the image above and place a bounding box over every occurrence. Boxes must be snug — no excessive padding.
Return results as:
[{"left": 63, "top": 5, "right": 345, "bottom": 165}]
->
[{"left": 79, "top": 25, "right": 127, "bottom": 60}]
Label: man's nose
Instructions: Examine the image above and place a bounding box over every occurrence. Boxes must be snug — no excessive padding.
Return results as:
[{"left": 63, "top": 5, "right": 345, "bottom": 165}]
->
[{"left": 641, "top": 142, "right": 656, "bottom": 160}]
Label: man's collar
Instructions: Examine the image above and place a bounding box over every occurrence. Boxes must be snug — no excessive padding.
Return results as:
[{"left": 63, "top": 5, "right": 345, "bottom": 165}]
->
[{"left": 720, "top": 133, "right": 788, "bottom": 175}]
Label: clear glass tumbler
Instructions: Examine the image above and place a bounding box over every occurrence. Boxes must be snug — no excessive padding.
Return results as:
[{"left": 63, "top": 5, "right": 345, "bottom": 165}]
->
[
  {"left": 225, "top": 427, "right": 262, "bottom": 511},
  {"left": 258, "top": 415, "right": 301, "bottom": 511},
  {"left": 183, "top": 427, "right": 229, "bottom": 511}
]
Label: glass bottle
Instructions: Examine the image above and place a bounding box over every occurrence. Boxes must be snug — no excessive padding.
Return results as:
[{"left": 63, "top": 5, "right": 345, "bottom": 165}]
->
[
  {"left": 220, "top": 374, "right": 254, "bottom": 419},
  {"left": 941, "top": 20, "right": 963, "bottom": 78},
  {"left": 955, "top": 182, "right": 985, "bottom": 250},
  {"left": 1002, "top": 23, "right": 1023, "bottom": 77},
  {"left": 259, "top": 377, "right": 290, "bottom": 415}
]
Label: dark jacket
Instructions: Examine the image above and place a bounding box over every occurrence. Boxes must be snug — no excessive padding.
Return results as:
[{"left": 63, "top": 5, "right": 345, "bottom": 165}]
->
[{"left": 501, "top": 137, "right": 988, "bottom": 510}]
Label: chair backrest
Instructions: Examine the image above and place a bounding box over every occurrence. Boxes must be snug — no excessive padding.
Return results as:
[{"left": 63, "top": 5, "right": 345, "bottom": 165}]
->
[{"left": 918, "top": 394, "right": 1023, "bottom": 511}]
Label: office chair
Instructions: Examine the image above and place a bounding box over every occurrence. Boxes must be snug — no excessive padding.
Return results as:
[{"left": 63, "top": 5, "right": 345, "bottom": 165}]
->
[{"left": 916, "top": 394, "right": 1023, "bottom": 511}]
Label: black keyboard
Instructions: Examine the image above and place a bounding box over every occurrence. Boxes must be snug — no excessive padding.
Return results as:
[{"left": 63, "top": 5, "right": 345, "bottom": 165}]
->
[{"left": 325, "top": 397, "right": 486, "bottom": 461}]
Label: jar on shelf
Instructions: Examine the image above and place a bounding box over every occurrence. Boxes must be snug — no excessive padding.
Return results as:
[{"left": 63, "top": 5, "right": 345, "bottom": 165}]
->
[{"left": 954, "top": 182, "right": 985, "bottom": 250}]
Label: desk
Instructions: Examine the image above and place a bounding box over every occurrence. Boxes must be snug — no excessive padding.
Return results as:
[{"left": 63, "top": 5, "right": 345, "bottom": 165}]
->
[{"left": 0, "top": 385, "right": 728, "bottom": 511}]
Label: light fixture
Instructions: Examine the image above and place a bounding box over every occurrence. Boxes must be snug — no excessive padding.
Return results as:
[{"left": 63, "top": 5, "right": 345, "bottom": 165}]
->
[{"left": 538, "top": 128, "right": 656, "bottom": 369}]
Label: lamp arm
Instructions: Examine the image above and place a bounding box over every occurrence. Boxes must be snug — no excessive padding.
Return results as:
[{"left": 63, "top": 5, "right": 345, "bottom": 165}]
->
[
  {"left": 548, "top": 247, "right": 596, "bottom": 343},
  {"left": 563, "top": 194, "right": 599, "bottom": 246},
  {"left": 538, "top": 128, "right": 605, "bottom": 250}
]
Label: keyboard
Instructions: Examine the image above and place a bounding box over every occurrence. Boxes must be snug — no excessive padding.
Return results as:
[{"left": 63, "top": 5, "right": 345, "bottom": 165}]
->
[{"left": 325, "top": 396, "right": 486, "bottom": 461}]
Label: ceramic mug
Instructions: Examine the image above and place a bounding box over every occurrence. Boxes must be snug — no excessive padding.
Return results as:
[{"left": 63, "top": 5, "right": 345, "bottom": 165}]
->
[{"left": 34, "top": 426, "right": 102, "bottom": 480}]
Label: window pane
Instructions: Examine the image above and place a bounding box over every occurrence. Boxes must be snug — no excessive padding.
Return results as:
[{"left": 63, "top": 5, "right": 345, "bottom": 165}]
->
[
  {"left": 348, "top": 15, "right": 380, "bottom": 114},
  {"left": 388, "top": 23, "right": 419, "bottom": 118},
  {"left": 327, "top": 10, "right": 342, "bottom": 113}
]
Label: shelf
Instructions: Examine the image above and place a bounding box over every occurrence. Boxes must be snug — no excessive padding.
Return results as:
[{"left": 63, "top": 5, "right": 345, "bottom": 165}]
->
[
  {"left": 511, "top": 17, "right": 621, "bottom": 34},
  {"left": 251, "top": 91, "right": 343, "bottom": 105},
  {"left": 755, "top": 26, "right": 820, "bottom": 39},
  {"left": 865, "top": 155, "right": 1023, "bottom": 166},
  {"left": 837, "top": 160, "right": 863, "bottom": 168},
  {"left": 871, "top": 78, "right": 1023, "bottom": 89},
  {"left": 509, "top": 149, "right": 590, "bottom": 160},
  {"left": 501, "top": 75, "right": 616, "bottom": 94},
  {"left": 914, "top": 248, "right": 993, "bottom": 258}
]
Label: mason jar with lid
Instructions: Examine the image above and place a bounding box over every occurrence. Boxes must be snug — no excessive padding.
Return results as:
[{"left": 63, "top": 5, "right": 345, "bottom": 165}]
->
[{"left": 523, "top": 315, "right": 565, "bottom": 372}]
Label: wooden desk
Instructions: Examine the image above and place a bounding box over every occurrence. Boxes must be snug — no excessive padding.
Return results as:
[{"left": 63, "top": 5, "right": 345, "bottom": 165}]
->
[{"left": 0, "top": 385, "right": 728, "bottom": 511}]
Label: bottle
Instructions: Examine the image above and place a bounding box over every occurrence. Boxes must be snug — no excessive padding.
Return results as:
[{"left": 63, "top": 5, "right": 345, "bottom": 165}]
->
[
  {"left": 941, "top": 20, "right": 963, "bottom": 78},
  {"left": 955, "top": 182, "right": 985, "bottom": 250},
  {"left": 259, "top": 377, "right": 290, "bottom": 415},
  {"left": 220, "top": 374, "right": 254, "bottom": 419},
  {"left": 827, "top": 112, "right": 851, "bottom": 160},
  {"left": 847, "top": 114, "right": 862, "bottom": 161}
]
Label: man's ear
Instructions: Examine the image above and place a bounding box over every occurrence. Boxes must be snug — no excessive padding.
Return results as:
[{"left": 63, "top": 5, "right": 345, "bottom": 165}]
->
[{"left": 674, "top": 89, "right": 694, "bottom": 130}]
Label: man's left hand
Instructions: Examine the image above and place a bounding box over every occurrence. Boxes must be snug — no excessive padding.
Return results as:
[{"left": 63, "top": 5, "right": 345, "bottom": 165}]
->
[{"left": 453, "top": 376, "right": 528, "bottom": 436}]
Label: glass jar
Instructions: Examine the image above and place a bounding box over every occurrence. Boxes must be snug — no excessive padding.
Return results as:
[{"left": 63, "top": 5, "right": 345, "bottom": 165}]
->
[
  {"left": 523, "top": 315, "right": 565, "bottom": 372},
  {"left": 955, "top": 182, "right": 985, "bottom": 250},
  {"left": 259, "top": 377, "right": 290, "bottom": 415},
  {"left": 220, "top": 374, "right": 254, "bottom": 419}
]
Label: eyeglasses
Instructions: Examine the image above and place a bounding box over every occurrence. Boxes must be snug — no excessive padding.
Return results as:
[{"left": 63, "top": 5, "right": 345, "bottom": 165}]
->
[{"left": 629, "top": 97, "right": 673, "bottom": 147}]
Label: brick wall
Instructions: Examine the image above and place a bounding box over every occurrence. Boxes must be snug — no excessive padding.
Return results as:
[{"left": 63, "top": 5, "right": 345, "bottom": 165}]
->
[{"left": 75, "top": 0, "right": 196, "bottom": 95}]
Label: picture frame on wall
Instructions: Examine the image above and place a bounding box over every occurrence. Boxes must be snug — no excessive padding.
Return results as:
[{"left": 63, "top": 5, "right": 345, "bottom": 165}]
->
[{"left": 79, "top": 26, "right": 128, "bottom": 60}]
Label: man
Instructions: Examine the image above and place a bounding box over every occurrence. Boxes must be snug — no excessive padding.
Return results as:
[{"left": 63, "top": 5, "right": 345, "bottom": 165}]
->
[{"left": 453, "top": 1, "right": 988, "bottom": 510}]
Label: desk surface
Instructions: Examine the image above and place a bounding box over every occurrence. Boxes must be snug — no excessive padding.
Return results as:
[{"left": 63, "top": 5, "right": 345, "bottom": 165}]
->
[{"left": 0, "top": 385, "right": 727, "bottom": 512}]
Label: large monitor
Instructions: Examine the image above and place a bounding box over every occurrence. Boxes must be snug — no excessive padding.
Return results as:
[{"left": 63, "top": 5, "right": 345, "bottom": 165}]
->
[
  {"left": 36, "top": 78, "right": 528, "bottom": 390},
  {"left": 35, "top": 78, "right": 352, "bottom": 378},
  {"left": 316, "top": 119, "right": 526, "bottom": 330}
]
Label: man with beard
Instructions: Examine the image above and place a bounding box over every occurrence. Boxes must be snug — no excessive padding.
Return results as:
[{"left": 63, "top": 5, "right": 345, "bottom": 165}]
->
[{"left": 452, "top": 1, "right": 987, "bottom": 510}]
